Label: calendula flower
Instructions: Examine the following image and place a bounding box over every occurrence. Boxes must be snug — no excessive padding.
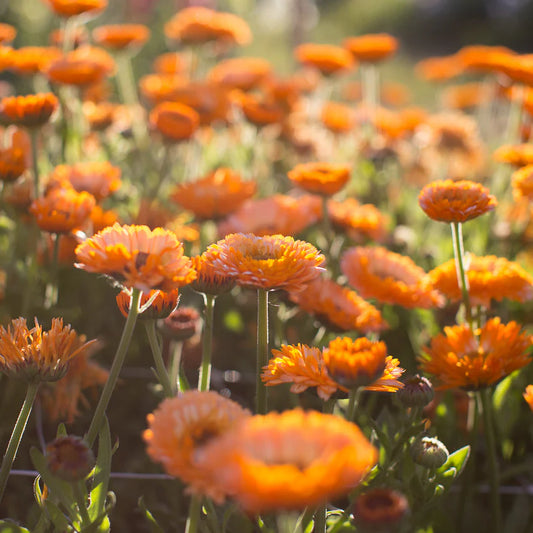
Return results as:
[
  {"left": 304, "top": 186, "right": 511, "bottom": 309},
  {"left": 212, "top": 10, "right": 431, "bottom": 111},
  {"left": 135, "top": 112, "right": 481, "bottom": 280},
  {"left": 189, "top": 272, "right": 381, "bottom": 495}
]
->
[
  {"left": 428, "top": 255, "right": 533, "bottom": 308},
  {"left": 287, "top": 162, "right": 351, "bottom": 196},
  {"left": 149, "top": 102, "right": 199, "bottom": 142},
  {"left": 419, "top": 317, "right": 532, "bottom": 390},
  {"left": 0, "top": 146, "right": 26, "bottom": 182},
  {"left": 171, "top": 168, "right": 256, "bottom": 220},
  {"left": 295, "top": 43, "right": 355, "bottom": 76},
  {"left": 0, "top": 317, "right": 96, "bottom": 383},
  {"left": 48, "top": 161, "right": 121, "bottom": 201},
  {"left": 190, "top": 253, "right": 236, "bottom": 296},
  {"left": 344, "top": 33, "right": 398, "bottom": 63},
  {"left": 92, "top": 24, "right": 150, "bottom": 51},
  {"left": 442, "top": 82, "right": 490, "bottom": 111},
  {"left": 418, "top": 179, "right": 497, "bottom": 223},
  {"left": 456, "top": 45, "right": 516, "bottom": 73},
  {"left": 208, "top": 57, "right": 272, "bottom": 91},
  {"left": 341, "top": 246, "right": 443, "bottom": 309},
  {"left": 144, "top": 391, "right": 250, "bottom": 500},
  {"left": 262, "top": 344, "right": 339, "bottom": 401},
  {"left": 523, "top": 385, "right": 533, "bottom": 411},
  {"left": 30, "top": 186, "right": 96, "bottom": 234},
  {"left": 90, "top": 204, "right": 119, "bottom": 232},
  {"left": 164, "top": 7, "right": 251, "bottom": 47},
  {"left": 415, "top": 55, "right": 464, "bottom": 82},
  {"left": 195, "top": 409, "right": 378, "bottom": 513},
  {"left": 218, "top": 194, "right": 322, "bottom": 237},
  {"left": 321, "top": 101, "right": 355, "bottom": 134},
  {"left": 43, "top": 0, "right": 107, "bottom": 17},
  {"left": 234, "top": 92, "right": 285, "bottom": 127},
  {"left": 153, "top": 52, "right": 186, "bottom": 75},
  {"left": 512, "top": 164, "right": 533, "bottom": 201},
  {"left": 74, "top": 223, "right": 196, "bottom": 292},
  {"left": 0, "top": 93, "right": 58, "bottom": 128},
  {"left": 138, "top": 73, "right": 187, "bottom": 104},
  {"left": 46, "top": 436, "right": 95, "bottom": 483},
  {"left": 288, "top": 277, "right": 387, "bottom": 333},
  {"left": 82, "top": 101, "right": 116, "bottom": 131},
  {"left": 354, "top": 488, "right": 409, "bottom": 529},
  {"left": 160, "top": 307, "right": 200, "bottom": 341},
  {"left": 495, "top": 144, "right": 533, "bottom": 167},
  {"left": 8, "top": 47, "right": 62, "bottom": 76},
  {"left": 116, "top": 289, "right": 180, "bottom": 320},
  {"left": 0, "top": 23, "right": 16, "bottom": 44},
  {"left": 204, "top": 233, "right": 325, "bottom": 293}
]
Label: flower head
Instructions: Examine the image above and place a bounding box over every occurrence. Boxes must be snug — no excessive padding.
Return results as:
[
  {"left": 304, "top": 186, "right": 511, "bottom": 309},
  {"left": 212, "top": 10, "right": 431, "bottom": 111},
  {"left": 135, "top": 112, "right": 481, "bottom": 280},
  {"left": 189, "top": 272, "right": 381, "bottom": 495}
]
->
[
  {"left": 43, "top": 0, "right": 107, "bottom": 17},
  {"left": 354, "top": 489, "right": 409, "bottom": 529},
  {"left": 92, "top": 24, "right": 150, "bottom": 51},
  {"left": 204, "top": 233, "right": 325, "bottom": 292},
  {"left": 8, "top": 46, "right": 62, "bottom": 76},
  {"left": 46, "top": 436, "right": 95, "bottom": 482},
  {"left": 287, "top": 162, "right": 351, "bottom": 196},
  {"left": 341, "top": 246, "right": 443, "bottom": 309},
  {"left": 0, "top": 93, "right": 58, "bottom": 128},
  {"left": 294, "top": 43, "right": 355, "bottom": 76},
  {"left": 0, "top": 146, "right": 27, "bottom": 182},
  {"left": 195, "top": 409, "right": 378, "bottom": 513},
  {"left": 149, "top": 102, "right": 199, "bottom": 142},
  {"left": 523, "top": 385, "right": 533, "bottom": 411},
  {"left": 0, "top": 23, "right": 16, "bottom": 44},
  {"left": 512, "top": 164, "right": 533, "bottom": 201},
  {"left": 344, "top": 33, "right": 398, "bottom": 63},
  {"left": 190, "top": 253, "right": 236, "bottom": 296},
  {"left": 144, "top": 391, "right": 250, "bottom": 500},
  {"left": 419, "top": 318, "right": 532, "bottom": 390},
  {"left": 116, "top": 289, "right": 180, "bottom": 320},
  {"left": 418, "top": 179, "right": 497, "bottom": 223},
  {"left": 208, "top": 57, "right": 271, "bottom": 91},
  {"left": 0, "top": 317, "right": 96, "bottom": 383},
  {"left": 74, "top": 223, "right": 196, "bottom": 292},
  {"left": 493, "top": 144, "right": 533, "bottom": 167}
]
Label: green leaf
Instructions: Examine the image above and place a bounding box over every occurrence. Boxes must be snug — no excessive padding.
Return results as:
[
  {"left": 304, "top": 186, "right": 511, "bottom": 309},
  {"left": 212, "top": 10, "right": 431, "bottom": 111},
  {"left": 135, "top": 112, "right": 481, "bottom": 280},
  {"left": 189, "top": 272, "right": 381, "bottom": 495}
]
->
[
  {"left": 436, "top": 445, "right": 470, "bottom": 478},
  {"left": 0, "top": 520, "right": 31, "bottom": 532},
  {"left": 138, "top": 497, "right": 164, "bottom": 533},
  {"left": 88, "top": 417, "right": 112, "bottom": 521},
  {"left": 56, "top": 423, "right": 68, "bottom": 437},
  {"left": 42, "top": 501, "right": 71, "bottom": 531}
]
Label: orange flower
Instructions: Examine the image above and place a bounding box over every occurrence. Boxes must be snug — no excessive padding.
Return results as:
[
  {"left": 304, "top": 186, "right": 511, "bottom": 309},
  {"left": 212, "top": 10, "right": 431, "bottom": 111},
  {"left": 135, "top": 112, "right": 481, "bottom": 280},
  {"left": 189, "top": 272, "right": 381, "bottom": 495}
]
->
[
  {"left": 419, "top": 318, "right": 532, "bottom": 390},
  {"left": 344, "top": 33, "right": 398, "bottom": 63},
  {"left": 354, "top": 489, "right": 409, "bottom": 528},
  {"left": 415, "top": 56, "right": 464, "bottom": 82},
  {"left": 74, "top": 223, "right": 196, "bottom": 292},
  {"left": 0, "top": 93, "right": 58, "bottom": 128},
  {"left": 0, "top": 146, "right": 27, "bottom": 182},
  {"left": 341, "top": 246, "right": 443, "bottom": 309},
  {"left": 418, "top": 179, "right": 497, "bottom": 223},
  {"left": 49, "top": 27, "right": 87, "bottom": 48},
  {"left": 92, "top": 24, "right": 150, "bottom": 51},
  {"left": 428, "top": 255, "right": 533, "bottom": 308},
  {"left": 328, "top": 198, "right": 388, "bottom": 242},
  {"left": 441, "top": 82, "right": 491, "bottom": 111},
  {"left": 116, "top": 289, "right": 180, "bottom": 319},
  {"left": 204, "top": 233, "right": 325, "bottom": 292},
  {"left": 512, "top": 164, "right": 533, "bottom": 201},
  {"left": 321, "top": 101, "right": 355, "bottom": 134},
  {"left": 208, "top": 57, "right": 271, "bottom": 91},
  {"left": 144, "top": 391, "right": 250, "bottom": 500},
  {"left": 149, "top": 102, "right": 199, "bottom": 142},
  {"left": 164, "top": 7, "right": 251, "bottom": 47},
  {"left": 138, "top": 74, "right": 187, "bottom": 104},
  {"left": 523, "top": 385, "right": 533, "bottom": 411},
  {"left": 90, "top": 204, "right": 119, "bottom": 233},
  {"left": 233, "top": 92, "right": 285, "bottom": 127},
  {"left": 3, "top": 175, "right": 33, "bottom": 210},
  {"left": 48, "top": 161, "right": 121, "bottom": 201},
  {"left": 8, "top": 47, "right": 62, "bottom": 76},
  {"left": 294, "top": 43, "right": 355, "bottom": 76},
  {"left": 288, "top": 276, "right": 387, "bottom": 333},
  {"left": 0, "top": 23, "right": 16, "bottom": 44},
  {"left": 494, "top": 144, "right": 533, "bottom": 167},
  {"left": 381, "top": 82, "right": 412, "bottom": 107},
  {"left": 82, "top": 101, "right": 117, "bottom": 131},
  {"left": 189, "top": 253, "right": 236, "bottom": 296},
  {"left": 0, "top": 317, "right": 96, "bottom": 382},
  {"left": 43, "top": 0, "right": 107, "bottom": 17},
  {"left": 288, "top": 162, "right": 351, "bottom": 196},
  {"left": 195, "top": 409, "right": 378, "bottom": 513},
  {"left": 218, "top": 194, "right": 322, "bottom": 237},
  {"left": 153, "top": 52, "right": 186, "bottom": 75},
  {"left": 262, "top": 344, "right": 339, "bottom": 400},
  {"left": 30, "top": 186, "right": 95, "bottom": 234},
  {"left": 456, "top": 45, "right": 516, "bottom": 74},
  {"left": 171, "top": 168, "right": 256, "bottom": 220}
]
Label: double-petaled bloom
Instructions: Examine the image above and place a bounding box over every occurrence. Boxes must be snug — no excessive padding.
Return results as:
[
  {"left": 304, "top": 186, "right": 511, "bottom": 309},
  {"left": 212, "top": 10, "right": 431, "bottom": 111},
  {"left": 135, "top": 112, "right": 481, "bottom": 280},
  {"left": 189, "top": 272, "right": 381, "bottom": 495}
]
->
[
  {"left": 0, "top": 93, "right": 58, "bottom": 128},
  {"left": 287, "top": 162, "right": 351, "bottom": 196}
]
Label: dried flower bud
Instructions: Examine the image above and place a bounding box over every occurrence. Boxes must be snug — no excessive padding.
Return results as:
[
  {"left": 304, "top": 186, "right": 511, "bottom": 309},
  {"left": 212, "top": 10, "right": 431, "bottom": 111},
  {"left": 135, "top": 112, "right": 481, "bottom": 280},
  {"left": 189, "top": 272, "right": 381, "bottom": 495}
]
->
[
  {"left": 397, "top": 374, "right": 434, "bottom": 407},
  {"left": 410, "top": 436, "right": 449, "bottom": 469},
  {"left": 353, "top": 488, "right": 409, "bottom": 532},
  {"left": 46, "top": 435, "right": 95, "bottom": 483}
]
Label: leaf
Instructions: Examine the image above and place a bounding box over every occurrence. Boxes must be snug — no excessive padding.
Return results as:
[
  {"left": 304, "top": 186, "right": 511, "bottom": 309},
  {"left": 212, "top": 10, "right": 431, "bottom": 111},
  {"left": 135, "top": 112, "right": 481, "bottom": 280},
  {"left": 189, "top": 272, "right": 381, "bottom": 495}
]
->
[
  {"left": 56, "top": 423, "right": 68, "bottom": 437},
  {"left": 138, "top": 497, "right": 164, "bottom": 533},
  {"left": 0, "top": 520, "right": 31, "bottom": 532},
  {"left": 436, "top": 445, "right": 470, "bottom": 478},
  {"left": 89, "top": 417, "right": 112, "bottom": 521}
]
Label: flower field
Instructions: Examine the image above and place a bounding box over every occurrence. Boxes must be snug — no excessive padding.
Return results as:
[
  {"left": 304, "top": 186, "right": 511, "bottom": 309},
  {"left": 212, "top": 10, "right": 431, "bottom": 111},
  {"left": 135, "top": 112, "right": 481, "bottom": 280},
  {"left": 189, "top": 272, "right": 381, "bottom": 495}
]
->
[{"left": 1, "top": 1, "right": 533, "bottom": 532}]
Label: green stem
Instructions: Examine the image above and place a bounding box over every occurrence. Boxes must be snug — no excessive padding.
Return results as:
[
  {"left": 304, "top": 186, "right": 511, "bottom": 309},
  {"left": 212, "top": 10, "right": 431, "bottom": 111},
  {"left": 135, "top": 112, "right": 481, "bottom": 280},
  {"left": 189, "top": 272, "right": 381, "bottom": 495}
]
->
[
  {"left": 73, "top": 481, "right": 91, "bottom": 527},
  {"left": 0, "top": 381, "right": 40, "bottom": 502},
  {"left": 185, "top": 494, "right": 202, "bottom": 533},
  {"left": 29, "top": 129, "right": 40, "bottom": 198},
  {"left": 198, "top": 294, "right": 215, "bottom": 391},
  {"left": 451, "top": 222, "right": 473, "bottom": 329},
  {"left": 346, "top": 388, "right": 362, "bottom": 422},
  {"left": 85, "top": 288, "right": 142, "bottom": 447},
  {"left": 45, "top": 233, "right": 61, "bottom": 309},
  {"left": 313, "top": 506, "right": 326, "bottom": 533},
  {"left": 168, "top": 339, "right": 185, "bottom": 394},
  {"left": 145, "top": 320, "right": 173, "bottom": 398},
  {"left": 256, "top": 288, "right": 269, "bottom": 414},
  {"left": 479, "top": 388, "right": 501, "bottom": 533},
  {"left": 321, "top": 195, "right": 333, "bottom": 243}
]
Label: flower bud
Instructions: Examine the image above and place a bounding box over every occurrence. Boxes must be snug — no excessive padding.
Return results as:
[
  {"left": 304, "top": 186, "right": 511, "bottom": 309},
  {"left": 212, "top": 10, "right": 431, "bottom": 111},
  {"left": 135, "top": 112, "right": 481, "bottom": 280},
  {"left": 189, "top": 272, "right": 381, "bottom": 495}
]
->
[
  {"left": 353, "top": 488, "right": 409, "bottom": 532},
  {"left": 410, "top": 436, "right": 449, "bottom": 469},
  {"left": 397, "top": 374, "right": 434, "bottom": 408},
  {"left": 46, "top": 435, "right": 95, "bottom": 483},
  {"left": 159, "top": 307, "right": 200, "bottom": 341}
]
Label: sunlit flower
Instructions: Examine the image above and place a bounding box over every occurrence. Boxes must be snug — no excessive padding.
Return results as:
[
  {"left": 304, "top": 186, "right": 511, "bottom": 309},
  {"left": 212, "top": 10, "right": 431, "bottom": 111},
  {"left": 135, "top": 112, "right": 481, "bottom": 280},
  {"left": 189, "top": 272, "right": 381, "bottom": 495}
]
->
[
  {"left": 190, "top": 253, "right": 236, "bottom": 296},
  {"left": 523, "top": 385, "right": 533, "bottom": 411},
  {"left": 3, "top": 175, "right": 33, "bottom": 210},
  {"left": 343, "top": 33, "right": 398, "bottom": 63},
  {"left": 288, "top": 277, "right": 387, "bottom": 333},
  {"left": 456, "top": 45, "right": 516, "bottom": 73},
  {"left": 415, "top": 55, "right": 464, "bottom": 82},
  {"left": 164, "top": 7, "right": 251, "bottom": 47},
  {"left": 262, "top": 344, "right": 339, "bottom": 400},
  {"left": 90, "top": 204, "right": 119, "bottom": 232},
  {"left": 138, "top": 73, "right": 188, "bottom": 104},
  {"left": 144, "top": 391, "right": 250, "bottom": 500},
  {"left": 92, "top": 24, "right": 150, "bottom": 51},
  {"left": 48, "top": 161, "right": 121, "bottom": 201},
  {"left": 295, "top": 43, "right": 355, "bottom": 76},
  {"left": 419, "top": 318, "right": 532, "bottom": 390},
  {"left": 418, "top": 179, "right": 497, "bottom": 223},
  {"left": 171, "top": 168, "right": 256, "bottom": 220},
  {"left": 195, "top": 409, "right": 378, "bottom": 513},
  {"left": 0, "top": 93, "right": 58, "bottom": 128},
  {"left": 321, "top": 101, "right": 355, "bottom": 134},
  {"left": 218, "top": 194, "right": 322, "bottom": 237},
  {"left": 0, "top": 23, "right": 16, "bottom": 44},
  {"left": 74, "top": 223, "right": 196, "bottom": 292},
  {"left": 328, "top": 198, "right": 388, "bottom": 242},
  {"left": 341, "top": 246, "right": 443, "bottom": 309},
  {"left": 493, "top": 144, "right": 533, "bottom": 167},
  {"left": 149, "top": 102, "right": 199, "bottom": 142},
  {"left": 208, "top": 57, "right": 271, "bottom": 91},
  {"left": 0, "top": 146, "right": 26, "bottom": 182},
  {"left": 233, "top": 92, "right": 285, "bottom": 127},
  {"left": 205, "top": 233, "right": 324, "bottom": 292},
  {"left": 8, "top": 46, "right": 62, "bottom": 76},
  {"left": 512, "top": 164, "right": 533, "bottom": 201},
  {"left": 153, "top": 52, "right": 186, "bottom": 75},
  {"left": 43, "top": 0, "right": 107, "bottom": 17},
  {"left": 428, "top": 255, "right": 533, "bottom": 308},
  {"left": 0, "top": 317, "right": 96, "bottom": 382},
  {"left": 116, "top": 289, "right": 180, "bottom": 320},
  {"left": 287, "top": 162, "right": 351, "bottom": 196}
]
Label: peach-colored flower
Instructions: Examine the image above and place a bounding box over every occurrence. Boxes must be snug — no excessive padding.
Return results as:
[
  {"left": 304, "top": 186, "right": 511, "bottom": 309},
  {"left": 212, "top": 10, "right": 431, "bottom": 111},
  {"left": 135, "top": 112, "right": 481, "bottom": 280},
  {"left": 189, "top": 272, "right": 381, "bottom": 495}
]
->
[
  {"left": 0, "top": 23, "right": 16, "bottom": 44},
  {"left": 43, "top": 0, "right": 107, "bottom": 17},
  {"left": 287, "top": 162, "right": 351, "bottom": 196},
  {"left": 149, "top": 102, "right": 199, "bottom": 142},
  {"left": 295, "top": 43, "right": 355, "bottom": 76},
  {"left": 493, "top": 144, "right": 533, "bottom": 167},
  {"left": 344, "top": 34, "right": 398, "bottom": 63},
  {"left": 116, "top": 289, "right": 180, "bottom": 320},
  {"left": 0, "top": 93, "right": 58, "bottom": 128},
  {"left": 208, "top": 57, "right": 271, "bottom": 91},
  {"left": 92, "top": 24, "right": 150, "bottom": 51},
  {"left": 189, "top": 253, "right": 236, "bottom": 296},
  {"left": 512, "top": 164, "right": 533, "bottom": 201}
]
